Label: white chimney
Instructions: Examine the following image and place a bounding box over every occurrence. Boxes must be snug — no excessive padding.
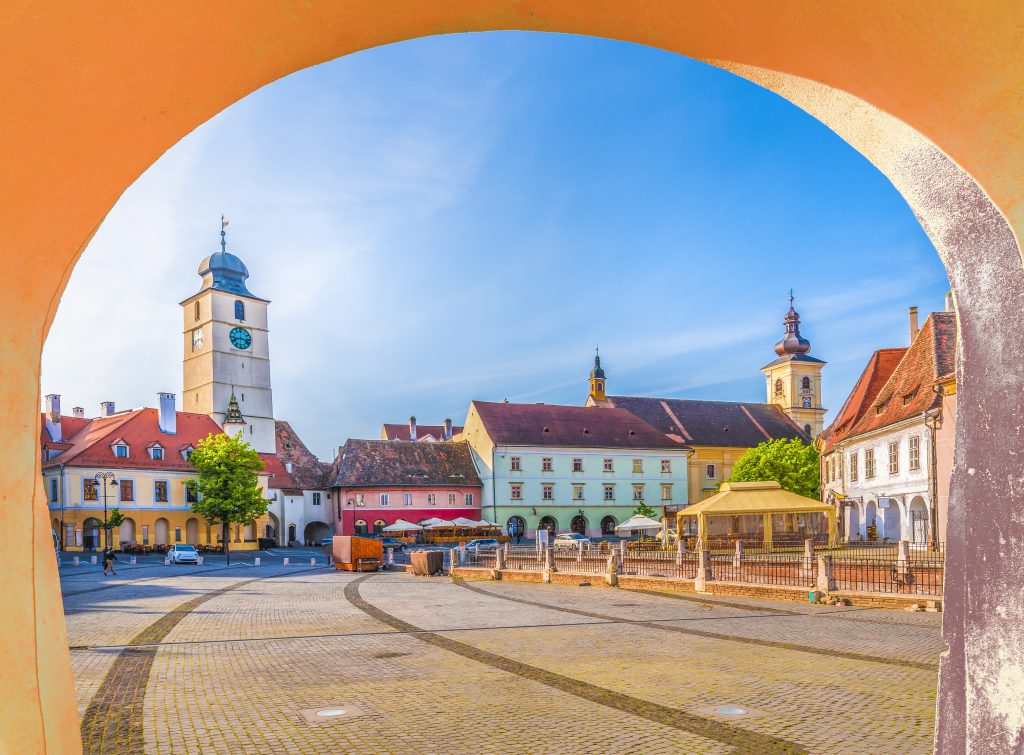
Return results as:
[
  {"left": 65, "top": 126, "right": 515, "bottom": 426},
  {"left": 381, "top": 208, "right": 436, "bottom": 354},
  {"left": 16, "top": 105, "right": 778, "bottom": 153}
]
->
[
  {"left": 100, "top": 401, "right": 115, "bottom": 416},
  {"left": 409, "top": 415, "right": 417, "bottom": 441},
  {"left": 158, "top": 393, "right": 176, "bottom": 434},
  {"left": 945, "top": 291, "right": 955, "bottom": 312},
  {"left": 44, "top": 394, "right": 62, "bottom": 442},
  {"left": 285, "top": 461, "right": 294, "bottom": 474},
  {"left": 444, "top": 417, "right": 453, "bottom": 441},
  {"left": 72, "top": 407, "right": 85, "bottom": 418},
  {"left": 909, "top": 306, "right": 919, "bottom": 343}
]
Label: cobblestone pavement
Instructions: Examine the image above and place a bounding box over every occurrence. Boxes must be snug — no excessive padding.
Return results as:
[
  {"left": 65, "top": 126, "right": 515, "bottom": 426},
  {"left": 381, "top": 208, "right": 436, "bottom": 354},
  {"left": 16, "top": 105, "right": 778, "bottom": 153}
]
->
[{"left": 63, "top": 564, "right": 942, "bottom": 754}]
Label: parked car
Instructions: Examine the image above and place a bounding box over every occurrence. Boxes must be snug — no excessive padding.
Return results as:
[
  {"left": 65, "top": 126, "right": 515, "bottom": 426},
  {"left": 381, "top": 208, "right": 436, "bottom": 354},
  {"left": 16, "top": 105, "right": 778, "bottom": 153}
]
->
[
  {"left": 320, "top": 536, "right": 334, "bottom": 547},
  {"left": 554, "top": 532, "right": 592, "bottom": 548},
  {"left": 464, "top": 538, "right": 500, "bottom": 550},
  {"left": 380, "top": 537, "right": 408, "bottom": 552},
  {"left": 168, "top": 544, "right": 199, "bottom": 564}
]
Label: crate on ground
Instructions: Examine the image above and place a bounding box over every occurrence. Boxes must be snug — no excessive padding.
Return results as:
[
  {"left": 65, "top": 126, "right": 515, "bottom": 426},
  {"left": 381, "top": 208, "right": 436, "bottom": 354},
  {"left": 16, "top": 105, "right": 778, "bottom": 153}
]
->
[
  {"left": 332, "top": 536, "right": 383, "bottom": 572},
  {"left": 409, "top": 550, "right": 445, "bottom": 576}
]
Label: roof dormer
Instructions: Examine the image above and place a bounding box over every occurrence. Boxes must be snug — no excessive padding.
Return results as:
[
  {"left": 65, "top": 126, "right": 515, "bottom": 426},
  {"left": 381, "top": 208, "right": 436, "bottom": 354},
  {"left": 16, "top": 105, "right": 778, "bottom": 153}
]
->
[
  {"left": 110, "top": 438, "right": 129, "bottom": 458},
  {"left": 146, "top": 442, "right": 165, "bottom": 460}
]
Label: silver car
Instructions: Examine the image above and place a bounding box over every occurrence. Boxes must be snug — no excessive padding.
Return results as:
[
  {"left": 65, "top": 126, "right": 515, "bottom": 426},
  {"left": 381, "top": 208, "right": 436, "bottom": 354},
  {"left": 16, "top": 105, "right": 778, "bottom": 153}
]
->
[{"left": 168, "top": 544, "right": 199, "bottom": 564}]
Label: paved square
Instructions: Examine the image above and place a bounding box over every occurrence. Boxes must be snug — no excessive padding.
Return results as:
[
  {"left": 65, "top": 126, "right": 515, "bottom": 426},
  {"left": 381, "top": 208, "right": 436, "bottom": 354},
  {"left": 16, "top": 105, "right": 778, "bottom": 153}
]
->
[{"left": 62, "top": 555, "right": 942, "bottom": 753}]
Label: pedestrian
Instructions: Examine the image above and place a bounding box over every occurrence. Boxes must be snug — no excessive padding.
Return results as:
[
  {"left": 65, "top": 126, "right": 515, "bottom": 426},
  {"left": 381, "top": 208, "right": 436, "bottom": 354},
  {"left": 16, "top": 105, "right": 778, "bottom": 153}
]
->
[
  {"left": 516, "top": 531, "right": 522, "bottom": 545},
  {"left": 102, "top": 547, "right": 118, "bottom": 576}
]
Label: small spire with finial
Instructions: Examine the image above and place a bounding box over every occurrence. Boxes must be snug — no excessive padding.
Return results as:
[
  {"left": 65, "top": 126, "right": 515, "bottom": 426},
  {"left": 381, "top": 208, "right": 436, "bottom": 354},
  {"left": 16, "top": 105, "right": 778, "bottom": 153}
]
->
[
  {"left": 789, "top": 288, "right": 795, "bottom": 307},
  {"left": 220, "top": 215, "right": 229, "bottom": 253}
]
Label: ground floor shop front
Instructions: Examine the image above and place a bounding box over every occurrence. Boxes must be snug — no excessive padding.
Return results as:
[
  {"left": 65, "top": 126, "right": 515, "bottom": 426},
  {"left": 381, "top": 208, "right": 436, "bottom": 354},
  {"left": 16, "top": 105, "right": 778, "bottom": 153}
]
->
[
  {"left": 493, "top": 505, "right": 640, "bottom": 539},
  {"left": 50, "top": 507, "right": 268, "bottom": 551}
]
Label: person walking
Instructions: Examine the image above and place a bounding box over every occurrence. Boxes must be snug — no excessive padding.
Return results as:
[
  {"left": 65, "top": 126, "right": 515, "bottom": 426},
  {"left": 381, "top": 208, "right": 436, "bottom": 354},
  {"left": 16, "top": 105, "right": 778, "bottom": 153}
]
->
[{"left": 102, "top": 547, "right": 118, "bottom": 576}]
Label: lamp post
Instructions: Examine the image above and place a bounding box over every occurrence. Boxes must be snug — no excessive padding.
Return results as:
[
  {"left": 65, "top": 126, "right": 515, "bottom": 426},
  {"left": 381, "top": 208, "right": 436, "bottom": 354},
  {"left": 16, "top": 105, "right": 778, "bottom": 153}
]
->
[{"left": 94, "top": 472, "right": 117, "bottom": 549}]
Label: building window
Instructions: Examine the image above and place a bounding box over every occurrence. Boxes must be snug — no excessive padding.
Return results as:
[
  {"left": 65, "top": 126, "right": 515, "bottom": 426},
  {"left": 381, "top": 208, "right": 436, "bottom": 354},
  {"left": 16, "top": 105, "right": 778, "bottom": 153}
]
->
[
  {"left": 888, "top": 441, "right": 899, "bottom": 475},
  {"left": 182, "top": 447, "right": 194, "bottom": 461},
  {"left": 403, "top": 493, "right": 412, "bottom": 506},
  {"left": 194, "top": 301, "right": 200, "bottom": 321},
  {"left": 661, "top": 483, "right": 672, "bottom": 501},
  {"left": 510, "top": 456, "right": 521, "bottom": 472},
  {"left": 850, "top": 452, "right": 858, "bottom": 482},
  {"left": 379, "top": 493, "right": 390, "bottom": 507},
  {"left": 661, "top": 459, "right": 671, "bottom": 474},
  {"left": 804, "top": 424, "right": 812, "bottom": 436},
  {"left": 354, "top": 519, "right": 367, "bottom": 535},
  {"left": 448, "top": 492, "right": 457, "bottom": 506},
  {"left": 49, "top": 478, "right": 58, "bottom": 502},
  {"left": 572, "top": 458, "right": 583, "bottom": 472},
  {"left": 150, "top": 446, "right": 163, "bottom": 460},
  {"left": 510, "top": 484, "right": 522, "bottom": 501},
  {"left": 572, "top": 484, "right": 584, "bottom": 501},
  {"left": 142, "top": 525, "right": 149, "bottom": 545},
  {"left": 774, "top": 379, "right": 784, "bottom": 396},
  {"left": 706, "top": 464, "right": 716, "bottom": 479},
  {"left": 234, "top": 300, "right": 245, "bottom": 320},
  {"left": 603, "top": 484, "right": 615, "bottom": 501},
  {"left": 465, "top": 493, "right": 473, "bottom": 506},
  {"left": 355, "top": 493, "right": 365, "bottom": 507},
  {"left": 542, "top": 484, "right": 554, "bottom": 500},
  {"left": 312, "top": 492, "right": 322, "bottom": 506},
  {"left": 909, "top": 436, "right": 921, "bottom": 471},
  {"left": 154, "top": 480, "right": 168, "bottom": 503},
  {"left": 865, "top": 449, "right": 876, "bottom": 479},
  {"left": 632, "top": 459, "right": 643, "bottom": 474},
  {"left": 114, "top": 443, "right": 128, "bottom": 458},
  {"left": 119, "top": 479, "right": 134, "bottom": 502},
  {"left": 83, "top": 478, "right": 98, "bottom": 501},
  {"left": 541, "top": 457, "right": 553, "bottom": 472},
  {"left": 427, "top": 493, "right": 436, "bottom": 506},
  {"left": 603, "top": 458, "right": 614, "bottom": 472},
  {"left": 802, "top": 376, "right": 811, "bottom": 390},
  {"left": 632, "top": 484, "right": 644, "bottom": 501},
  {"left": 175, "top": 527, "right": 182, "bottom": 543},
  {"left": 185, "top": 483, "right": 199, "bottom": 503}
]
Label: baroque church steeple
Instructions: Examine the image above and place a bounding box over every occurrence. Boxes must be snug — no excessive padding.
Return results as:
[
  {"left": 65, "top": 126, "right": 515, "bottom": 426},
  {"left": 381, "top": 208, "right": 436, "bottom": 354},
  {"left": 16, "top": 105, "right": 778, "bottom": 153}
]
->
[{"left": 588, "top": 348, "right": 607, "bottom": 402}]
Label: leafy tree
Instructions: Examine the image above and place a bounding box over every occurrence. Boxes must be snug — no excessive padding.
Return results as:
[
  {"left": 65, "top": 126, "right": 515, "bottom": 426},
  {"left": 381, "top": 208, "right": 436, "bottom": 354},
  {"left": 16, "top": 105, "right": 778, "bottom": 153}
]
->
[
  {"left": 726, "top": 438, "right": 820, "bottom": 498},
  {"left": 632, "top": 501, "right": 659, "bottom": 520},
  {"left": 186, "top": 432, "right": 267, "bottom": 564},
  {"left": 99, "top": 508, "right": 125, "bottom": 549}
]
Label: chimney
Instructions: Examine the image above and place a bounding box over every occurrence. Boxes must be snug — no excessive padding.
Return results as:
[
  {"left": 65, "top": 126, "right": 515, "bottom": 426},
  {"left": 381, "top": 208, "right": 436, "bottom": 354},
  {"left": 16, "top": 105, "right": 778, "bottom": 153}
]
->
[
  {"left": 409, "top": 415, "right": 417, "bottom": 441},
  {"left": 945, "top": 291, "right": 955, "bottom": 312},
  {"left": 285, "top": 461, "right": 294, "bottom": 474},
  {"left": 444, "top": 417, "right": 453, "bottom": 441},
  {"left": 100, "top": 401, "right": 115, "bottom": 416},
  {"left": 72, "top": 407, "right": 85, "bottom": 419},
  {"left": 909, "top": 306, "right": 919, "bottom": 343},
  {"left": 157, "top": 393, "right": 176, "bottom": 434},
  {"left": 44, "top": 394, "right": 62, "bottom": 442}
]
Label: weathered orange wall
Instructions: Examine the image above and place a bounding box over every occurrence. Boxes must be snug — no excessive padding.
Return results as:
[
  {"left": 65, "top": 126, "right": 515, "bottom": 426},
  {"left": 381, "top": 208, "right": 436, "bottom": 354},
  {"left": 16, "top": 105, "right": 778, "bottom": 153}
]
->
[{"left": 2, "top": 3, "right": 1022, "bottom": 753}]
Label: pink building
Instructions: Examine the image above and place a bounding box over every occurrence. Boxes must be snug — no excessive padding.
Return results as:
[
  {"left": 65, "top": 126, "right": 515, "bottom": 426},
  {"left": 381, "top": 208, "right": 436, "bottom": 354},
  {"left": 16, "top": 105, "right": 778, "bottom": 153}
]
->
[{"left": 328, "top": 439, "right": 482, "bottom": 535}]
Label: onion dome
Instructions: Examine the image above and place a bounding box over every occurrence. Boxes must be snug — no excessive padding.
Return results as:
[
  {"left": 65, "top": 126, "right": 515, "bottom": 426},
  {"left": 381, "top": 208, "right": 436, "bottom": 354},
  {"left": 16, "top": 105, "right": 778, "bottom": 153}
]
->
[
  {"left": 774, "top": 291, "right": 812, "bottom": 356},
  {"left": 198, "top": 216, "right": 257, "bottom": 297},
  {"left": 590, "top": 349, "right": 606, "bottom": 379}
]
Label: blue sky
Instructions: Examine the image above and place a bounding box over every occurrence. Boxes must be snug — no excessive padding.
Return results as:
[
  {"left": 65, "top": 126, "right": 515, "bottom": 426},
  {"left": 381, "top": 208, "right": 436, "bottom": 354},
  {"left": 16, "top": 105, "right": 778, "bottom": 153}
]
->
[{"left": 41, "top": 32, "right": 950, "bottom": 459}]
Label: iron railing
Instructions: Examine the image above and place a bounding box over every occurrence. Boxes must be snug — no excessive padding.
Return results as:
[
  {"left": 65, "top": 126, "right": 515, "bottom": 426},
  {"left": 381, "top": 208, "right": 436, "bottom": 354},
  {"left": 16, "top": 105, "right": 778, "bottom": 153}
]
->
[
  {"left": 709, "top": 554, "right": 817, "bottom": 588},
  {"left": 831, "top": 556, "right": 944, "bottom": 595}
]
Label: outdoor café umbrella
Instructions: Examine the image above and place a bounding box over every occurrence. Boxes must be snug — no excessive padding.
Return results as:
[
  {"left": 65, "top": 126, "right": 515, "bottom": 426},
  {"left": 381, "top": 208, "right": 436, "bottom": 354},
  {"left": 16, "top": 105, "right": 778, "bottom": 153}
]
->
[
  {"left": 382, "top": 519, "right": 423, "bottom": 532},
  {"left": 451, "top": 517, "right": 480, "bottom": 527},
  {"left": 426, "top": 519, "right": 458, "bottom": 529},
  {"left": 615, "top": 514, "right": 663, "bottom": 532}
]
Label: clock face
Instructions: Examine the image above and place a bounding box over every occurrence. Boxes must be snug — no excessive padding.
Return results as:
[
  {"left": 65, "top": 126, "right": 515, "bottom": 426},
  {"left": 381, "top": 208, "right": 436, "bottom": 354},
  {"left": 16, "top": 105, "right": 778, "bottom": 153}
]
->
[
  {"left": 229, "top": 327, "right": 252, "bottom": 350},
  {"left": 802, "top": 396, "right": 812, "bottom": 408},
  {"left": 192, "top": 328, "right": 204, "bottom": 351}
]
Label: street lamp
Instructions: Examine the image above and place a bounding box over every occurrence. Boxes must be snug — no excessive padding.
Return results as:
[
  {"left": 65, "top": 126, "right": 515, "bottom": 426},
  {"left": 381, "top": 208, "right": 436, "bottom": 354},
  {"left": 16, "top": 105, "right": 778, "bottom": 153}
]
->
[{"left": 94, "top": 472, "right": 117, "bottom": 549}]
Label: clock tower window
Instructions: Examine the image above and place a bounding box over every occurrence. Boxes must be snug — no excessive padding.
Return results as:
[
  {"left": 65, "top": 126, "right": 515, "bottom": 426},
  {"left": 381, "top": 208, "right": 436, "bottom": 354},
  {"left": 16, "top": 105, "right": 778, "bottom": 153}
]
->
[{"left": 234, "top": 300, "right": 245, "bottom": 321}]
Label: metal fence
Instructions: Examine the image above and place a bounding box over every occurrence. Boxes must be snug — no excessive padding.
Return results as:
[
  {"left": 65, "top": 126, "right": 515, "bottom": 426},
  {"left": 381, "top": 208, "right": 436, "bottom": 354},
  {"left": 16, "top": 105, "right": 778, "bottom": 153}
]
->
[
  {"left": 463, "top": 548, "right": 497, "bottom": 569},
  {"left": 623, "top": 549, "right": 698, "bottom": 579},
  {"left": 831, "top": 556, "right": 944, "bottom": 595},
  {"left": 709, "top": 554, "right": 817, "bottom": 588},
  {"left": 504, "top": 546, "right": 547, "bottom": 571}
]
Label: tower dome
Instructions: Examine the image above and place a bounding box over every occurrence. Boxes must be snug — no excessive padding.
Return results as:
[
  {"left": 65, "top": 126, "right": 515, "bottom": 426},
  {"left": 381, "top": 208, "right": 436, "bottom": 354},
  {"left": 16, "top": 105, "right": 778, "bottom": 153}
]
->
[
  {"left": 197, "top": 217, "right": 257, "bottom": 297},
  {"left": 774, "top": 291, "right": 812, "bottom": 356},
  {"left": 590, "top": 349, "right": 606, "bottom": 379}
]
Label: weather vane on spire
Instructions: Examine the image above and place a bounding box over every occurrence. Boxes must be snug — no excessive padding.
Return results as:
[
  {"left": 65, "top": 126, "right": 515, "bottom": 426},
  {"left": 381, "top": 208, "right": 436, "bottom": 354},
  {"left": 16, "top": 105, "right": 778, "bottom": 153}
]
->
[
  {"left": 789, "top": 288, "right": 794, "bottom": 305},
  {"left": 220, "top": 214, "right": 229, "bottom": 253}
]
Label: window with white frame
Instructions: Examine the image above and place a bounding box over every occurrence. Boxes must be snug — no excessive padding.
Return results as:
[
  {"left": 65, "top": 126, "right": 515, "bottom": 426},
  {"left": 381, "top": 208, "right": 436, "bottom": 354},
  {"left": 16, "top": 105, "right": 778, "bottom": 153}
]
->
[
  {"left": 510, "top": 484, "right": 522, "bottom": 501},
  {"left": 661, "top": 459, "right": 671, "bottom": 474},
  {"left": 154, "top": 480, "right": 168, "bottom": 503},
  {"left": 541, "top": 457, "right": 553, "bottom": 472},
  {"left": 510, "top": 456, "right": 521, "bottom": 472},
  {"left": 888, "top": 441, "right": 899, "bottom": 475},
  {"left": 632, "top": 484, "right": 644, "bottom": 501},
  {"left": 464, "top": 493, "right": 473, "bottom": 506},
  {"left": 312, "top": 492, "right": 322, "bottom": 506},
  {"left": 909, "top": 436, "right": 921, "bottom": 471},
  {"left": 403, "top": 493, "right": 412, "bottom": 506},
  {"left": 603, "top": 458, "right": 614, "bottom": 472},
  {"left": 150, "top": 446, "right": 163, "bottom": 460},
  {"left": 603, "top": 484, "right": 615, "bottom": 501},
  {"left": 865, "top": 449, "right": 876, "bottom": 479},
  {"left": 850, "top": 451, "right": 858, "bottom": 482},
  {"left": 427, "top": 493, "right": 437, "bottom": 506},
  {"left": 379, "top": 493, "right": 390, "bottom": 507},
  {"left": 49, "top": 478, "right": 58, "bottom": 502},
  {"left": 83, "top": 478, "right": 98, "bottom": 501},
  {"left": 448, "top": 492, "right": 457, "bottom": 506},
  {"left": 119, "top": 479, "right": 134, "bottom": 502},
  {"left": 542, "top": 484, "right": 554, "bottom": 500},
  {"left": 114, "top": 443, "right": 129, "bottom": 458},
  {"left": 661, "top": 483, "right": 672, "bottom": 501},
  {"left": 572, "top": 484, "right": 584, "bottom": 501},
  {"left": 572, "top": 458, "right": 583, "bottom": 472},
  {"left": 355, "top": 493, "right": 365, "bottom": 507}
]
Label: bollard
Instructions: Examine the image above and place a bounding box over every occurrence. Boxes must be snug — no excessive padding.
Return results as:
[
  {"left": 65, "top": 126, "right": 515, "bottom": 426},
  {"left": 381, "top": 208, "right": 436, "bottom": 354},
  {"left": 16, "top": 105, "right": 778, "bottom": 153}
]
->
[
  {"left": 733, "top": 540, "right": 744, "bottom": 569},
  {"left": 695, "top": 550, "right": 712, "bottom": 592},
  {"left": 544, "top": 546, "right": 556, "bottom": 572},
  {"left": 73, "top": 556, "right": 80, "bottom": 567},
  {"left": 802, "top": 538, "right": 815, "bottom": 577},
  {"left": 283, "top": 557, "right": 289, "bottom": 566},
  {"left": 676, "top": 539, "right": 686, "bottom": 567},
  {"left": 449, "top": 548, "right": 459, "bottom": 574},
  {"left": 254, "top": 557, "right": 260, "bottom": 566},
  {"left": 606, "top": 552, "right": 619, "bottom": 587},
  {"left": 897, "top": 539, "right": 910, "bottom": 578},
  {"left": 311, "top": 557, "right": 317, "bottom": 566},
  {"left": 90, "top": 555, "right": 97, "bottom": 565},
  {"left": 495, "top": 546, "right": 506, "bottom": 570},
  {"left": 130, "top": 556, "right": 137, "bottom": 565},
  {"left": 577, "top": 542, "right": 584, "bottom": 567},
  {"left": 164, "top": 557, "right": 170, "bottom": 566},
  {"left": 197, "top": 556, "right": 204, "bottom": 566},
  {"left": 817, "top": 555, "right": 836, "bottom": 592}
]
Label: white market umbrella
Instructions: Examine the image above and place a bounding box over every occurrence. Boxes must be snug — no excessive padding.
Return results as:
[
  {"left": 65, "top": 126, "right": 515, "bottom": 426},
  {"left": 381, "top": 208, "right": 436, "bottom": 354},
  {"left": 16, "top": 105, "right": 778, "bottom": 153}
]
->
[
  {"left": 427, "top": 519, "right": 458, "bottom": 529},
  {"left": 615, "top": 514, "right": 663, "bottom": 532},
  {"left": 419, "top": 517, "right": 446, "bottom": 527},
  {"left": 474, "top": 519, "right": 497, "bottom": 528},
  {"left": 451, "top": 517, "right": 480, "bottom": 527},
  {"left": 383, "top": 519, "right": 423, "bottom": 532}
]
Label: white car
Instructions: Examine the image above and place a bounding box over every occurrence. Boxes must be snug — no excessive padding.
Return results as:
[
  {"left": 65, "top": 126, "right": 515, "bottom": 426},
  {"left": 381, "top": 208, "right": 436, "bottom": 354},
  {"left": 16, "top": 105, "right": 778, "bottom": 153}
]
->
[
  {"left": 464, "top": 538, "right": 500, "bottom": 550},
  {"left": 168, "top": 544, "right": 199, "bottom": 564},
  {"left": 553, "top": 532, "right": 592, "bottom": 548}
]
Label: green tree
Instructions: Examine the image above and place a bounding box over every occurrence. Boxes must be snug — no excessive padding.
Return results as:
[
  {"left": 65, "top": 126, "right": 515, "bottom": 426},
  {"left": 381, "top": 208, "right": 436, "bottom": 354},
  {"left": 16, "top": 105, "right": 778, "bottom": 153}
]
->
[
  {"left": 99, "top": 508, "right": 125, "bottom": 549},
  {"left": 726, "top": 438, "right": 820, "bottom": 498},
  {"left": 186, "top": 432, "right": 267, "bottom": 564},
  {"left": 632, "top": 500, "right": 659, "bottom": 520}
]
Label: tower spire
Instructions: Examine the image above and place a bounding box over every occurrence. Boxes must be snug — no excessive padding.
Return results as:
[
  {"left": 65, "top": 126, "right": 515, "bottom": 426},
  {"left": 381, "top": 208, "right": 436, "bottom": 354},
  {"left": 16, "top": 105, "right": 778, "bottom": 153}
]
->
[
  {"left": 588, "top": 346, "right": 607, "bottom": 402},
  {"left": 220, "top": 215, "right": 229, "bottom": 253},
  {"left": 774, "top": 290, "right": 811, "bottom": 356}
]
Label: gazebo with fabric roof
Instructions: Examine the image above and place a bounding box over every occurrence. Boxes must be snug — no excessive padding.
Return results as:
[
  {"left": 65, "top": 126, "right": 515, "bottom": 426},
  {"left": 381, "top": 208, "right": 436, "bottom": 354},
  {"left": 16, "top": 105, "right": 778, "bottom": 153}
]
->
[{"left": 677, "top": 481, "right": 836, "bottom": 549}]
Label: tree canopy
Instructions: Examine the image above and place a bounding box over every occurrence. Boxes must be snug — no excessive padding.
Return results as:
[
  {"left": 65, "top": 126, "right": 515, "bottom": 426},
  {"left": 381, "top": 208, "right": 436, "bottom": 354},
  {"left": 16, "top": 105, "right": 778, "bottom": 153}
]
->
[
  {"left": 186, "top": 432, "right": 267, "bottom": 562},
  {"left": 726, "top": 438, "right": 820, "bottom": 498},
  {"left": 632, "top": 500, "right": 659, "bottom": 520}
]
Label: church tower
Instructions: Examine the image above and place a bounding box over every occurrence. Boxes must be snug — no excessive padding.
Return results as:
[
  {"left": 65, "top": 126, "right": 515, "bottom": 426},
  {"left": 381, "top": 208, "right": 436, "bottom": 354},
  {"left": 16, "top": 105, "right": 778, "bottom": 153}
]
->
[
  {"left": 588, "top": 348, "right": 607, "bottom": 402},
  {"left": 180, "top": 219, "right": 276, "bottom": 453},
  {"left": 761, "top": 292, "right": 826, "bottom": 439}
]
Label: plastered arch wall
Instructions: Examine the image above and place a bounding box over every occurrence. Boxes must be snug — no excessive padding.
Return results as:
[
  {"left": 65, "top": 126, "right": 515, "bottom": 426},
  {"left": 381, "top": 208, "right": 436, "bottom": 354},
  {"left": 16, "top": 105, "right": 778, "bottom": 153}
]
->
[{"left": 2, "top": 4, "right": 1022, "bottom": 753}]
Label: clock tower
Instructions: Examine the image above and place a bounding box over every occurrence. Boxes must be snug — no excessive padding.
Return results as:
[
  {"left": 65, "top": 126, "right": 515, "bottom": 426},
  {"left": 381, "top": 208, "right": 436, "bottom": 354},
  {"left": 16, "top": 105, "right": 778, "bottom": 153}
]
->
[
  {"left": 180, "top": 221, "right": 276, "bottom": 453},
  {"left": 761, "top": 292, "right": 826, "bottom": 440}
]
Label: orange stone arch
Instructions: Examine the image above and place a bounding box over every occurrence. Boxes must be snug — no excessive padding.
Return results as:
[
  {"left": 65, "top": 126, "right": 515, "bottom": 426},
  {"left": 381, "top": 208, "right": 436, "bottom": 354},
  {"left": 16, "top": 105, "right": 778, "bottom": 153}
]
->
[{"left": 2, "top": 3, "right": 1022, "bottom": 753}]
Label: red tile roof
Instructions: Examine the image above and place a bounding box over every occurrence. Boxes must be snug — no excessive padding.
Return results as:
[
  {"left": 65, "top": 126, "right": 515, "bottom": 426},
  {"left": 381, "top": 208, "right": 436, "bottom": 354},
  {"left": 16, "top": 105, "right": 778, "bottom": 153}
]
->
[
  {"left": 268, "top": 420, "right": 329, "bottom": 490},
  {"left": 329, "top": 439, "right": 483, "bottom": 488},
  {"left": 41, "top": 408, "right": 227, "bottom": 471},
  {"left": 846, "top": 312, "right": 957, "bottom": 438},
  {"left": 819, "top": 348, "right": 907, "bottom": 453},
  {"left": 471, "top": 401, "right": 685, "bottom": 449},
  {"left": 381, "top": 423, "right": 463, "bottom": 441},
  {"left": 259, "top": 452, "right": 300, "bottom": 493}
]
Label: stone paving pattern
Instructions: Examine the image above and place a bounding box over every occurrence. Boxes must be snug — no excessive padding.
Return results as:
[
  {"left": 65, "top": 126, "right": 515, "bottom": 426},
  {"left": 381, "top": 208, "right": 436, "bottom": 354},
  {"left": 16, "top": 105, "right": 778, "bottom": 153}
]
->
[{"left": 62, "top": 555, "right": 942, "bottom": 753}]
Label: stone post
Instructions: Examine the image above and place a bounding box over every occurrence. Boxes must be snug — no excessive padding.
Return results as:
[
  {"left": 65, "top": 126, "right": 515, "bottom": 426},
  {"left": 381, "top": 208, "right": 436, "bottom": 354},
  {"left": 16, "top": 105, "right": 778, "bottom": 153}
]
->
[
  {"left": 253, "top": 557, "right": 259, "bottom": 566},
  {"left": 898, "top": 539, "right": 910, "bottom": 578},
  {"left": 196, "top": 556, "right": 204, "bottom": 566},
  {"left": 606, "top": 552, "right": 619, "bottom": 587},
  {"left": 495, "top": 545, "right": 505, "bottom": 570},
  {"left": 733, "top": 540, "right": 744, "bottom": 568},
  {"left": 694, "top": 550, "right": 712, "bottom": 592},
  {"left": 311, "top": 557, "right": 318, "bottom": 567},
  {"left": 90, "top": 555, "right": 97, "bottom": 565},
  {"left": 676, "top": 539, "right": 685, "bottom": 566},
  {"left": 283, "top": 557, "right": 289, "bottom": 566},
  {"left": 576, "top": 541, "right": 584, "bottom": 568},
  {"left": 72, "top": 556, "right": 79, "bottom": 567},
  {"left": 130, "top": 556, "right": 137, "bottom": 565},
  {"left": 544, "top": 546, "right": 556, "bottom": 572},
  {"left": 817, "top": 555, "right": 836, "bottom": 592},
  {"left": 802, "top": 538, "right": 815, "bottom": 577},
  {"left": 449, "top": 548, "right": 458, "bottom": 574}
]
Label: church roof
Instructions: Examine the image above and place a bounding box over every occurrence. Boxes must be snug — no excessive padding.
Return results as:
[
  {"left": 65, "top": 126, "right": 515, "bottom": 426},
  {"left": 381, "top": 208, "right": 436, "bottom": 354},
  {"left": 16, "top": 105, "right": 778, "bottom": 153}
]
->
[
  {"left": 329, "top": 439, "right": 482, "bottom": 488},
  {"left": 601, "top": 396, "right": 808, "bottom": 447}
]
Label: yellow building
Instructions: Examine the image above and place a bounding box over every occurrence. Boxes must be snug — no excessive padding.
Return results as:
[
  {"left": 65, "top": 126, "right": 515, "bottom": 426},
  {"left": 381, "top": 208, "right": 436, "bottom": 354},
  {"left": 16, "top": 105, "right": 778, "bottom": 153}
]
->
[{"left": 41, "top": 395, "right": 269, "bottom": 551}]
